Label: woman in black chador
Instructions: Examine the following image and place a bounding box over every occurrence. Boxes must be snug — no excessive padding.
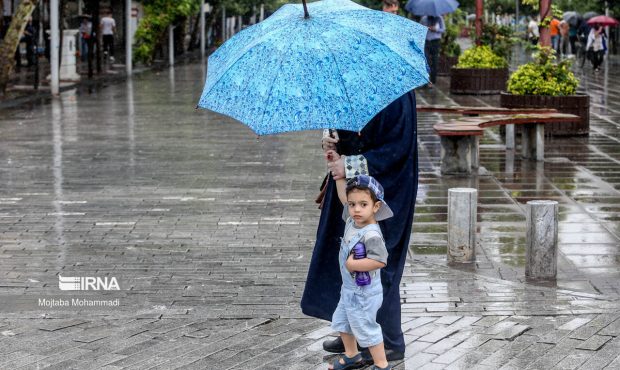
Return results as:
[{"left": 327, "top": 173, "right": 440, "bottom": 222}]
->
[{"left": 301, "top": 90, "right": 419, "bottom": 361}]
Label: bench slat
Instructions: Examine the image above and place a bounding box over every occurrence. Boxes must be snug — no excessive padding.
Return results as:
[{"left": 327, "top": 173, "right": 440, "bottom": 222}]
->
[{"left": 418, "top": 105, "right": 558, "bottom": 115}]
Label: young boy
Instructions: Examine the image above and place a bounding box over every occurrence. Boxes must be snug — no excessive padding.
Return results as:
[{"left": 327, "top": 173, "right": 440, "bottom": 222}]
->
[{"left": 326, "top": 150, "right": 392, "bottom": 370}]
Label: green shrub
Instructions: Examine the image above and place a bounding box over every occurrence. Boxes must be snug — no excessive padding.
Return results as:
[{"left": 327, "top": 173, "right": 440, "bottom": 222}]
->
[
  {"left": 507, "top": 46, "right": 579, "bottom": 96},
  {"left": 455, "top": 45, "right": 507, "bottom": 69}
]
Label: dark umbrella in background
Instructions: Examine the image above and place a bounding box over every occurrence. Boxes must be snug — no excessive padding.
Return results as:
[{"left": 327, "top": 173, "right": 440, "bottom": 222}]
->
[
  {"left": 563, "top": 11, "right": 582, "bottom": 27},
  {"left": 583, "top": 11, "right": 599, "bottom": 21},
  {"left": 405, "top": 0, "right": 459, "bottom": 16}
]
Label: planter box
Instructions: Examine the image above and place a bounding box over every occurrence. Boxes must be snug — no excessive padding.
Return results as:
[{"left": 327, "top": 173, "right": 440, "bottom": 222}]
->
[
  {"left": 438, "top": 55, "right": 458, "bottom": 76},
  {"left": 450, "top": 67, "right": 509, "bottom": 95},
  {"left": 499, "top": 93, "right": 590, "bottom": 136}
]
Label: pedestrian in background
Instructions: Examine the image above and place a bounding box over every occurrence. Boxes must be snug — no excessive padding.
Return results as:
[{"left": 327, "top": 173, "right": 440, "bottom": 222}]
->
[
  {"left": 420, "top": 14, "right": 445, "bottom": 86},
  {"left": 527, "top": 16, "right": 539, "bottom": 45},
  {"left": 549, "top": 16, "right": 561, "bottom": 53},
  {"left": 568, "top": 22, "right": 578, "bottom": 55},
  {"left": 15, "top": 18, "right": 35, "bottom": 68},
  {"left": 100, "top": 10, "right": 116, "bottom": 62},
  {"left": 381, "top": 0, "right": 399, "bottom": 14},
  {"left": 559, "top": 20, "right": 569, "bottom": 57},
  {"left": 79, "top": 17, "right": 92, "bottom": 62},
  {"left": 587, "top": 24, "right": 607, "bottom": 72}
]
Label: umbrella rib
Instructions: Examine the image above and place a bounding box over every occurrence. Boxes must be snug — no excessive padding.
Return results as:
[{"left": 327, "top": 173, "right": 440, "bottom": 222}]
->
[{"left": 314, "top": 31, "right": 357, "bottom": 131}]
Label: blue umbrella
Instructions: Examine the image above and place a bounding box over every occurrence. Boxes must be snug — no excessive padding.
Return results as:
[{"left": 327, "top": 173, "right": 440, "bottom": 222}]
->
[
  {"left": 405, "top": 0, "right": 459, "bottom": 16},
  {"left": 197, "top": 0, "right": 429, "bottom": 135}
]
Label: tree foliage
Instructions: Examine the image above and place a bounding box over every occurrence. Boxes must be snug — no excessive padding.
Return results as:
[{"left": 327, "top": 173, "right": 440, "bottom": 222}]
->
[
  {"left": 134, "top": 0, "right": 201, "bottom": 64},
  {"left": 0, "top": 0, "right": 37, "bottom": 96}
]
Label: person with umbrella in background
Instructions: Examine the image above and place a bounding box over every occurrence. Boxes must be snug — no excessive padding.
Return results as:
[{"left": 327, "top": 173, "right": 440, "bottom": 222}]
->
[
  {"left": 559, "top": 19, "right": 569, "bottom": 57},
  {"left": 586, "top": 23, "right": 608, "bottom": 72},
  {"left": 585, "top": 15, "right": 618, "bottom": 72},
  {"left": 404, "top": 0, "right": 458, "bottom": 86},
  {"left": 419, "top": 14, "right": 445, "bottom": 86},
  {"left": 563, "top": 11, "right": 582, "bottom": 54}
]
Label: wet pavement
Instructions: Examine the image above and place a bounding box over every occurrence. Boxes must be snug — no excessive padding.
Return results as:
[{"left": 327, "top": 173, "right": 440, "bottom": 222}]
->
[{"left": 2, "top": 58, "right": 620, "bottom": 369}]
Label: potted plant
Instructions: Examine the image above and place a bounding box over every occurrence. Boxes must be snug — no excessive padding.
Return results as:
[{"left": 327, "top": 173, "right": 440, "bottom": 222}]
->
[
  {"left": 438, "top": 12, "right": 462, "bottom": 76},
  {"left": 450, "top": 45, "right": 509, "bottom": 94},
  {"left": 500, "top": 46, "right": 589, "bottom": 135}
]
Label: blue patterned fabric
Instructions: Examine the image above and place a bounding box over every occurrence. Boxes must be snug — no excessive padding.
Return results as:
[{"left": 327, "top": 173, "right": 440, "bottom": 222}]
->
[
  {"left": 344, "top": 155, "right": 369, "bottom": 179},
  {"left": 197, "top": 0, "right": 429, "bottom": 135}
]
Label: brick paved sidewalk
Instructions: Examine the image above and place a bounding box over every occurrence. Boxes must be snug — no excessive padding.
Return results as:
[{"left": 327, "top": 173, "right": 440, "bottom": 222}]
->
[{"left": 2, "top": 62, "right": 620, "bottom": 369}]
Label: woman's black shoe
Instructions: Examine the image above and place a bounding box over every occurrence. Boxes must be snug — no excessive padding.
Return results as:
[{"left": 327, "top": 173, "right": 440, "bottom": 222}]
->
[{"left": 323, "top": 337, "right": 363, "bottom": 353}]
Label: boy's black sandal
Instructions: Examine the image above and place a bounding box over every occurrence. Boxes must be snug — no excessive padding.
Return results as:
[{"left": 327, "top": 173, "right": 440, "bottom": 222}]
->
[{"left": 329, "top": 353, "right": 364, "bottom": 370}]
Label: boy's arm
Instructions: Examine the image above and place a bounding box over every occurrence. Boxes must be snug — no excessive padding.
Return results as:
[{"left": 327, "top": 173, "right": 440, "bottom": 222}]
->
[
  {"left": 326, "top": 150, "right": 347, "bottom": 205},
  {"left": 346, "top": 256, "right": 385, "bottom": 272},
  {"left": 335, "top": 178, "right": 347, "bottom": 205}
]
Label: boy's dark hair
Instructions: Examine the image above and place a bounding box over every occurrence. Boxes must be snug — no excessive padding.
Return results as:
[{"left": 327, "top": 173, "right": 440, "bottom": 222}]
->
[
  {"left": 345, "top": 183, "right": 379, "bottom": 203},
  {"left": 383, "top": 0, "right": 399, "bottom": 8}
]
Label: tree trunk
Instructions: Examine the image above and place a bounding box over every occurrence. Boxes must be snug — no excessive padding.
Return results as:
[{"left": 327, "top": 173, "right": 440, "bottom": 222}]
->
[
  {"left": 539, "top": 0, "right": 551, "bottom": 47},
  {"left": 0, "top": 0, "right": 37, "bottom": 96},
  {"left": 475, "top": 0, "right": 483, "bottom": 44}
]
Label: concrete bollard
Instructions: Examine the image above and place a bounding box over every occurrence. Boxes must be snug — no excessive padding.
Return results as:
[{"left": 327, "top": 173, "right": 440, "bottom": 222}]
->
[
  {"left": 447, "top": 188, "right": 477, "bottom": 264},
  {"left": 525, "top": 200, "right": 558, "bottom": 280}
]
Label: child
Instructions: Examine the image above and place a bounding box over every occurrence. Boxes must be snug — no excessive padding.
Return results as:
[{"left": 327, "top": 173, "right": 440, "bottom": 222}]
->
[{"left": 326, "top": 150, "right": 392, "bottom": 370}]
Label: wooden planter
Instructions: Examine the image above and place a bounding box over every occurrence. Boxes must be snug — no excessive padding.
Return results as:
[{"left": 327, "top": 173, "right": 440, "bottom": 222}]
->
[
  {"left": 450, "top": 67, "right": 509, "bottom": 95},
  {"left": 438, "top": 55, "right": 458, "bottom": 76},
  {"left": 499, "top": 93, "right": 590, "bottom": 136}
]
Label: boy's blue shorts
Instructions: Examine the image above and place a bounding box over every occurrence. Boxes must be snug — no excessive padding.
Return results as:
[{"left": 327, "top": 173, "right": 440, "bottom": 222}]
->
[{"left": 330, "top": 289, "right": 383, "bottom": 348}]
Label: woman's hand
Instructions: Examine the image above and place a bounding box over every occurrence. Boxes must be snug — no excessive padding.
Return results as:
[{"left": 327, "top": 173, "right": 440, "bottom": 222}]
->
[
  {"left": 327, "top": 153, "right": 345, "bottom": 180},
  {"left": 322, "top": 129, "right": 339, "bottom": 154}
]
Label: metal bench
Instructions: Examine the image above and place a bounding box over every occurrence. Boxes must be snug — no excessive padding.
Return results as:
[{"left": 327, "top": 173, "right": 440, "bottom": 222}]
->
[{"left": 433, "top": 113, "right": 581, "bottom": 175}]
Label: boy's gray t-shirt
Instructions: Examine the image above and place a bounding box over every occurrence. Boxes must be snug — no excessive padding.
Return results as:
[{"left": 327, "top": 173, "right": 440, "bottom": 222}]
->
[{"left": 342, "top": 208, "right": 388, "bottom": 265}]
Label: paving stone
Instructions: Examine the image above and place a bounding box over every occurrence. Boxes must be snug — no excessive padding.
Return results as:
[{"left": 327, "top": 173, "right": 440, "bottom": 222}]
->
[
  {"left": 576, "top": 334, "right": 613, "bottom": 351},
  {"left": 424, "top": 338, "right": 464, "bottom": 355},
  {"left": 552, "top": 349, "right": 593, "bottom": 369},
  {"left": 557, "top": 317, "right": 593, "bottom": 331},
  {"left": 418, "top": 327, "right": 459, "bottom": 343}
]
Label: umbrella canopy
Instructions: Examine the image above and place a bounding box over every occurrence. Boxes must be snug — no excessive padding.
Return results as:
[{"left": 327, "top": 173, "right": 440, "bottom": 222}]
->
[
  {"left": 583, "top": 11, "right": 599, "bottom": 21},
  {"left": 197, "top": 0, "right": 429, "bottom": 135},
  {"left": 563, "top": 11, "right": 581, "bottom": 27},
  {"left": 587, "top": 15, "right": 619, "bottom": 27},
  {"left": 405, "top": 0, "right": 459, "bottom": 16}
]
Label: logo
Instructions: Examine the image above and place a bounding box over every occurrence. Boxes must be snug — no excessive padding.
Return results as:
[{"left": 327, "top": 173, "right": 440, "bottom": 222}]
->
[{"left": 58, "top": 275, "right": 120, "bottom": 291}]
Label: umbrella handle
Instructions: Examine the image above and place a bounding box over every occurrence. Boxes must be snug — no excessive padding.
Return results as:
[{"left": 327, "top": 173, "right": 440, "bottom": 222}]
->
[{"left": 302, "top": 0, "right": 309, "bottom": 18}]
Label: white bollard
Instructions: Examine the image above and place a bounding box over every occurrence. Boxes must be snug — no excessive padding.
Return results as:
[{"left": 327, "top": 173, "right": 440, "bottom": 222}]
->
[
  {"left": 168, "top": 25, "right": 174, "bottom": 66},
  {"left": 447, "top": 188, "right": 477, "bottom": 264},
  {"left": 525, "top": 200, "right": 558, "bottom": 280}
]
